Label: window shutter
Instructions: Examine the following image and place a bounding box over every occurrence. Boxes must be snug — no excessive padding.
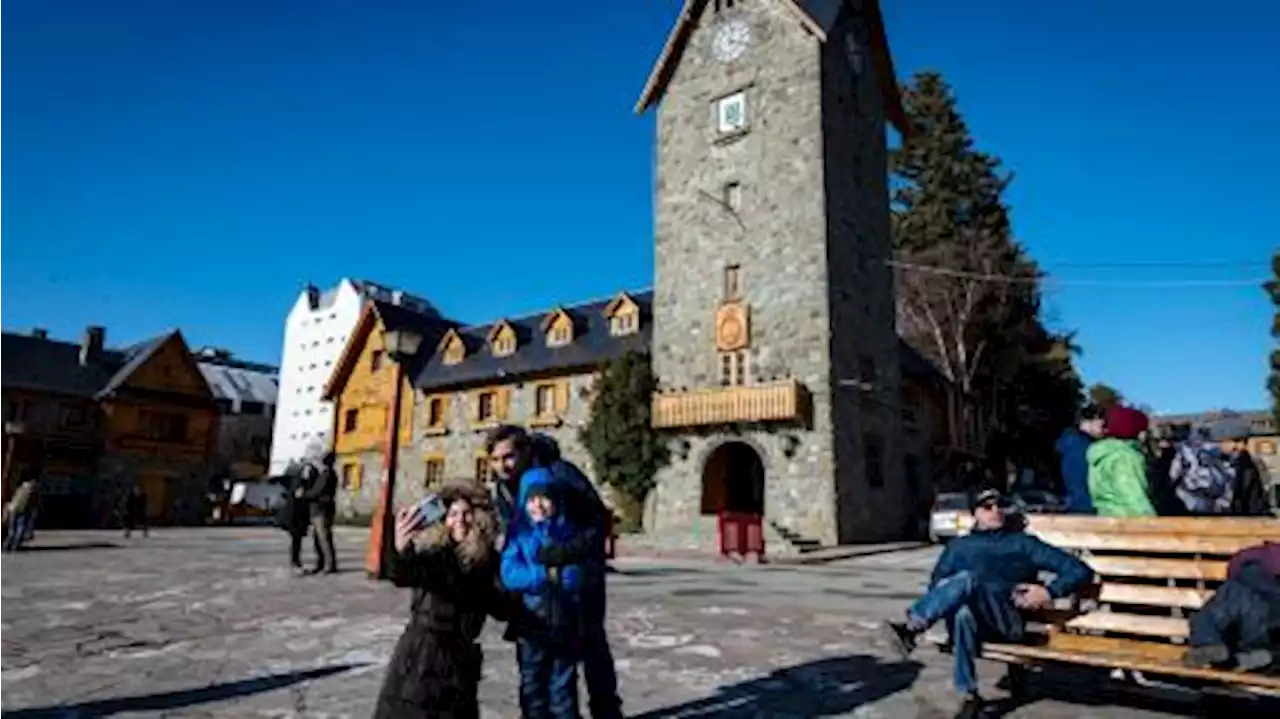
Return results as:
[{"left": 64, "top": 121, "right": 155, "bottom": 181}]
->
[
  {"left": 555, "top": 381, "right": 570, "bottom": 413},
  {"left": 497, "top": 388, "right": 511, "bottom": 420}
]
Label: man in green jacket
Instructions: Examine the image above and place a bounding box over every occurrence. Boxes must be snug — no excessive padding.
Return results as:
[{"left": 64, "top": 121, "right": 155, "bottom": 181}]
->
[{"left": 1088, "top": 405, "right": 1157, "bottom": 517}]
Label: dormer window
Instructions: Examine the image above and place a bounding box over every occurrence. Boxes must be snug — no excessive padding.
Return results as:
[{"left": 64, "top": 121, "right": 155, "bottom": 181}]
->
[
  {"left": 488, "top": 321, "right": 518, "bottom": 358},
  {"left": 603, "top": 292, "right": 641, "bottom": 338},
  {"left": 542, "top": 308, "right": 575, "bottom": 348},
  {"left": 439, "top": 330, "right": 466, "bottom": 366}
]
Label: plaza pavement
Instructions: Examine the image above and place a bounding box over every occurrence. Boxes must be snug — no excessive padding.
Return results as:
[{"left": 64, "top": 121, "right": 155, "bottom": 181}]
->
[{"left": 1, "top": 527, "right": 1274, "bottom": 718}]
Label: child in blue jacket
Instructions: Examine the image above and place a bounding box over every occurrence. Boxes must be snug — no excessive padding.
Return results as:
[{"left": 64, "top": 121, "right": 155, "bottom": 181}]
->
[{"left": 501, "top": 472, "right": 585, "bottom": 719}]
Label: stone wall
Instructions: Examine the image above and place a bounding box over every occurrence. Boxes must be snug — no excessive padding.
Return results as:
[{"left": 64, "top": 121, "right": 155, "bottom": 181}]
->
[{"left": 649, "top": 0, "right": 841, "bottom": 544}]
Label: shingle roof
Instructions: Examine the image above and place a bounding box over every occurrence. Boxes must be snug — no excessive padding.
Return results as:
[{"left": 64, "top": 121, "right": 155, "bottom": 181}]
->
[
  {"left": 414, "top": 291, "right": 653, "bottom": 392},
  {"left": 1, "top": 331, "right": 170, "bottom": 398}
]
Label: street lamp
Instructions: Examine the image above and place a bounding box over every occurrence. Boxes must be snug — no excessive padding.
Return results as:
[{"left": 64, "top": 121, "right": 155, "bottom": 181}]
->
[
  {"left": 3, "top": 421, "right": 26, "bottom": 501},
  {"left": 365, "top": 327, "right": 424, "bottom": 579}
]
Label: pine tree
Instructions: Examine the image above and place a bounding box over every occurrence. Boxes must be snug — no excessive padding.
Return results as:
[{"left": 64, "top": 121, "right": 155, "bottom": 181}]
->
[
  {"left": 579, "top": 351, "right": 669, "bottom": 527},
  {"left": 1266, "top": 252, "right": 1280, "bottom": 425}
]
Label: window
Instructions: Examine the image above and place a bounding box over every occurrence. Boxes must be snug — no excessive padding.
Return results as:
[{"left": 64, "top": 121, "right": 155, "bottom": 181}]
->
[
  {"left": 724, "top": 264, "right": 741, "bottom": 299},
  {"left": 723, "top": 182, "right": 742, "bottom": 212},
  {"left": 492, "top": 334, "right": 515, "bottom": 357},
  {"left": 609, "top": 312, "right": 638, "bottom": 337},
  {"left": 240, "top": 401, "right": 265, "bottom": 416},
  {"left": 427, "top": 397, "right": 445, "bottom": 427},
  {"left": 716, "top": 92, "right": 747, "bottom": 134},
  {"left": 341, "top": 463, "right": 361, "bottom": 491},
  {"left": 4, "top": 401, "right": 26, "bottom": 423},
  {"left": 547, "top": 318, "right": 572, "bottom": 348},
  {"left": 344, "top": 409, "right": 359, "bottom": 433},
  {"left": 477, "top": 392, "right": 496, "bottom": 422},
  {"left": 371, "top": 349, "right": 385, "bottom": 372},
  {"left": 140, "top": 411, "right": 187, "bottom": 442},
  {"left": 864, "top": 433, "right": 884, "bottom": 488},
  {"left": 424, "top": 457, "right": 445, "bottom": 488},
  {"left": 475, "top": 456, "right": 489, "bottom": 483},
  {"left": 443, "top": 336, "right": 466, "bottom": 365},
  {"left": 719, "top": 351, "right": 748, "bottom": 386},
  {"left": 58, "top": 405, "right": 88, "bottom": 429},
  {"left": 535, "top": 384, "right": 556, "bottom": 417},
  {"left": 213, "top": 398, "right": 234, "bottom": 414}
]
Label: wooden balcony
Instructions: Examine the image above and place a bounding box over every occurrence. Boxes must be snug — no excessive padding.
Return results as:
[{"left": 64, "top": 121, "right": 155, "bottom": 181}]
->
[{"left": 652, "top": 380, "right": 806, "bottom": 429}]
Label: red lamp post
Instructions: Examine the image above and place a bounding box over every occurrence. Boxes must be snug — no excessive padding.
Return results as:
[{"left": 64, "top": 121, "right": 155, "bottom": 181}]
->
[{"left": 364, "top": 328, "right": 424, "bottom": 579}]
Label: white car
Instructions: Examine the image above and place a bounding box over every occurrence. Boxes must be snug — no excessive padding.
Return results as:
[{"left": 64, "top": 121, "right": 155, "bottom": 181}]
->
[{"left": 929, "top": 492, "right": 973, "bottom": 543}]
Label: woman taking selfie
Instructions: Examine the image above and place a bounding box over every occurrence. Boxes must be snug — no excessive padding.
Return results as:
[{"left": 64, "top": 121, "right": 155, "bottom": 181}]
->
[{"left": 373, "top": 483, "right": 510, "bottom": 719}]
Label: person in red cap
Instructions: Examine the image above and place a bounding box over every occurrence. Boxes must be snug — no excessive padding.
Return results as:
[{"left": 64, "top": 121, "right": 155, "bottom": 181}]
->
[{"left": 1086, "top": 405, "right": 1157, "bottom": 516}]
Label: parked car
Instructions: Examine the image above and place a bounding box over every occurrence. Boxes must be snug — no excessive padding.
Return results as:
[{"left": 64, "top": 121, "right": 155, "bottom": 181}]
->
[{"left": 928, "top": 492, "right": 973, "bottom": 543}]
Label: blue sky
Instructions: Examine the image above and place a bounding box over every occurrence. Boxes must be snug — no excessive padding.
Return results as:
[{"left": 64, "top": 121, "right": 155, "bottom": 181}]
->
[{"left": 4, "top": 0, "right": 1276, "bottom": 415}]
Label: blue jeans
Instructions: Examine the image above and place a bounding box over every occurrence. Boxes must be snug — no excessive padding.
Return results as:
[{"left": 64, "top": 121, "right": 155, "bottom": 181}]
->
[
  {"left": 4, "top": 513, "right": 31, "bottom": 551},
  {"left": 908, "top": 571, "right": 1023, "bottom": 695},
  {"left": 517, "top": 637, "right": 580, "bottom": 719}
]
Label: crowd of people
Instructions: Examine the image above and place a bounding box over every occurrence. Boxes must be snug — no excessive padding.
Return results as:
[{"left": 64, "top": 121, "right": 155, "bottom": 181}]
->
[{"left": 1055, "top": 404, "right": 1271, "bottom": 518}]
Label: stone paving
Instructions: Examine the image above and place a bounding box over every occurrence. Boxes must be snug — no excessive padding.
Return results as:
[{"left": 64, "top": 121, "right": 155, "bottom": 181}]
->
[{"left": 1, "top": 528, "right": 1274, "bottom": 718}]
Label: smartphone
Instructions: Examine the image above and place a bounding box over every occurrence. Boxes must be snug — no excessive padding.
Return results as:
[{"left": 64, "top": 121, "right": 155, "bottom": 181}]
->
[{"left": 416, "top": 494, "right": 447, "bottom": 526}]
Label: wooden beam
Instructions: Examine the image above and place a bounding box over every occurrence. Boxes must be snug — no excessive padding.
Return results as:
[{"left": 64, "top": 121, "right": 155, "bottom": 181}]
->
[
  {"left": 1084, "top": 556, "right": 1228, "bottom": 582},
  {"left": 1064, "top": 611, "right": 1189, "bottom": 639}
]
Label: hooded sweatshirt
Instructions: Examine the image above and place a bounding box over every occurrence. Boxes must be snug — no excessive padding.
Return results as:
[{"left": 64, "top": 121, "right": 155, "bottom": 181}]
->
[
  {"left": 1087, "top": 438, "right": 1157, "bottom": 517},
  {"left": 1055, "top": 428, "right": 1095, "bottom": 514}
]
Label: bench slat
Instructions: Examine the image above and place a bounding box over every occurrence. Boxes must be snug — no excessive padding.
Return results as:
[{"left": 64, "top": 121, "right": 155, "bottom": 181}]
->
[
  {"left": 1096, "top": 582, "right": 1212, "bottom": 609},
  {"left": 1084, "top": 555, "right": 1228, "bottom": 582},
  {"left": 1028, "top": 515, "right": 1280, "bottom": 537},
  {"left": 1045, "top": 633, "right": 1186, "bottom": 663},
  {"left": 1064, "top": 611, "right": 1189, "bottom": 638},
  {"left": 1032, "top": 531, "right": 1262, "bottom": 556},
  {"left": 980, "top": 643, "right": 1280, "bottom": 692}
]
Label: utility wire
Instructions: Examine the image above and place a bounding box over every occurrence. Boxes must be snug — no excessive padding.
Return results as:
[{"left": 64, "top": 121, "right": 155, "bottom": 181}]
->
[{"left": 886, "top": 260, "right": 1268, "bottom": 288}]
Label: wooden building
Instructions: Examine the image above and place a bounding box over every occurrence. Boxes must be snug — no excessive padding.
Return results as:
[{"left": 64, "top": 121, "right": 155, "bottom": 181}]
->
[{"left": 1, "top": 326, "right": 218, "bottom": 526}]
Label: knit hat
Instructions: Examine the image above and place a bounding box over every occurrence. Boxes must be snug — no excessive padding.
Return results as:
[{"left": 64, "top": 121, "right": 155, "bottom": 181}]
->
[
  {"left": 1208, "top": 416, "right": 1250, "bottom": 442},
  {"left": 970, "top": 488, "right": 1005, "bottom": 512},
  {"left": 1105, "top": 405, "right": 1149, "bottom": 440}
]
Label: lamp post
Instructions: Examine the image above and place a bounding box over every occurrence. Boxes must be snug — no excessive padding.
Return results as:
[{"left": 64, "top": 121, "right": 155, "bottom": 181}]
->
[
  {"left": 3, "top": 421, "right": 26, "bottom": 503},
  {"left": 365, "top": 328, "right": 424, "bottom": 579}
]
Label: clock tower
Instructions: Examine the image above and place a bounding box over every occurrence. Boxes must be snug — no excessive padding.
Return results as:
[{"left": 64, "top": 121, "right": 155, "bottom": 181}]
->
[{"left": 636, "top": 0, "right": 911, "bottom": 547}]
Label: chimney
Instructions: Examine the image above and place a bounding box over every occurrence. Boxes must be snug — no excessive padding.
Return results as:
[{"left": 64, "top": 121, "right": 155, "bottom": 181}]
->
[
  {"left": 304, "top": 283, "right": 320, "bottom": 310},
  {"left": 391, "top": 290, "right": 404, "bottom": 306},
  {"left": 80, "top": 326, "right": 105, "bottom": 366},
  {"left": 31, "top": 327, "right": 48, "bottom": 339}
]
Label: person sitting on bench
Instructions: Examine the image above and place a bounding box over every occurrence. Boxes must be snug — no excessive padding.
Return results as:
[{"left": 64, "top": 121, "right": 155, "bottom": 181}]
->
[
  {"left": 881, "top": 489, "right": 1093, "bottom": 718},
  {"left": 1185, "top": 540, "right": 1280, "bottom": 671}
]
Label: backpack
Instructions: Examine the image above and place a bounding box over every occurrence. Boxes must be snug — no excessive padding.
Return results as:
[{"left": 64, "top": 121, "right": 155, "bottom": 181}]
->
[{"left": 1168, "top": 440, "right": 1236, "bottom": 515}]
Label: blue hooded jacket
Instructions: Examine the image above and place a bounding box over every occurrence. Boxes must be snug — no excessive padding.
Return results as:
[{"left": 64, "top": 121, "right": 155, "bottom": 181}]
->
[
  {"left": 500, "top": 475, "right": 584, "bottom": 638},
  {"left": 1055, "top": 428, "right": 1095, "bottom": 514}
]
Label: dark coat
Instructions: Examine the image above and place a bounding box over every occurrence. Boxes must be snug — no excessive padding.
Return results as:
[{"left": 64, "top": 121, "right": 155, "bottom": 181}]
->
[
  {"left": 304, "top": 465, "right": 338, "bottom": 522},
  {"left": 373, "top": 484, "right": 509, "bottom": 719},
  {"left": 1231, "top": 451, "right": 1271, "bottom": 517},
  {"left": 1055, "top": 429, "right": 1094, "bottom": 514},
  {"left": 276, "top": 474, "right": 311, "bottom": 536}
]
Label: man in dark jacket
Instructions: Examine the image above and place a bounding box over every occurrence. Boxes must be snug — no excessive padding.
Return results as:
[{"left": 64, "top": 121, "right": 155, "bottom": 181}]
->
[
  {"left": 1055, "top": 404, "right": 1104, "bottom": 514},
  {"left": 486, "top": 425, "right": 623, "bottom": 719},
  {"left": 1209, "top": 417, "right": 1272, "bottom": 516},
  {"left": 277, "top": 470, "right": 312, "bottom": 571},
  {"left": 882, "top": 489, "right": 1093, "bottom": 718},
  {"left": 121, "top": 484, "right": 148, "bottom": 538},
  {"left": 304, "top": 453, "right": 339, "bottom": 574},
  {"left": 1186, "top": 541, "right": 1280, "bottom": 671}
]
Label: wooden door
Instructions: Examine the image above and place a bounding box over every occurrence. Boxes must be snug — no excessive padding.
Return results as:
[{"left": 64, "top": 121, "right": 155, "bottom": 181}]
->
[{"left": 138, "top": 474, "right": 173, "bottom": 523}]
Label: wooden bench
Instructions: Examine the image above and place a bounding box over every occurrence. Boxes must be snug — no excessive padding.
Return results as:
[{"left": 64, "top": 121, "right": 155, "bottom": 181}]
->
[{"left": 974, "top": 515, "right": 1280, "bottom": 698}]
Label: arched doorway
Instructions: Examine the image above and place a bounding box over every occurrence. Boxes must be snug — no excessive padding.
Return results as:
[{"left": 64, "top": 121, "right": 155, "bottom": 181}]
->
[{"left": 701, "top": 441, "right": 765, "bottom": 516}]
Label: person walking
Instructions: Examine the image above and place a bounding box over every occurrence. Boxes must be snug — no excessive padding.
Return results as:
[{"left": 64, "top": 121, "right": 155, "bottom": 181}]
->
[
  {"left": 1055, "top": 404, "right": 1104, "bottom": 514},
  {"left": 121, "top": 484, "right": 149, "bottom": 538},
  {"left": 304, "top": 453, "right": 339, "bottom": 574},
  {"left": 1087, "top": 405, "right": 1157, "bottom": 517},
  {"left": 372, "top": 483, "right": 511, "bottom": 719},
  {"left": 277, "top": 470, "right": 312, "bottom": 571},
  {"left": 1210, "top": 416, "right": 1272, "bottom": 516},
  {"left": 3, "top": 476, "right": 39, "bottom": 552}
]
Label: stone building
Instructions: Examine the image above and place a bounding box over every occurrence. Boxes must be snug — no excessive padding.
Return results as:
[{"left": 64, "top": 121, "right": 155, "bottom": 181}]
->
[
  {"left": 637, "top": 0, "right": 912, "bottom": 545},
  {"left": 319, "top": 0, "right": 955, "bottom": 551}
]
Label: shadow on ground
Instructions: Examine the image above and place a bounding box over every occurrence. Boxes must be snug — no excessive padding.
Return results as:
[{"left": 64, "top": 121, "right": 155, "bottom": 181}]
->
[
  {"left": 629, "top": 654, "right": 922, "bottom": 718},
  {"left": 983, "top": 665, "right": 1280, "bottom": 718},
  {"left": 3, "top": 663, "right": 364, "bottom": 718},
  {"left": 5, "top": 542, "right": 120, "bottom": 553}
]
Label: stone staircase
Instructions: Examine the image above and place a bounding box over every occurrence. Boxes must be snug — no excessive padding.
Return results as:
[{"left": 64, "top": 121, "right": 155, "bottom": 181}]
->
[{"left": 766, "top": 520, "right": 825, "bottom": 555}]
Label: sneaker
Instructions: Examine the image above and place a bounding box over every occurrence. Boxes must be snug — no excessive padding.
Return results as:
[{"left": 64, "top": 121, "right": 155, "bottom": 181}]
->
[
  {"left": 1235, "top": 649, "right": 1274, "bottom": 672},
  {"left": 1184, "top": 644, "right": 1230, "bottom": 668},
  {"left": 954, "top": 693, "right": 984, "bottom": 719},
  {"left": 880, "top": 621, "right": 918, "bottom": 660}
]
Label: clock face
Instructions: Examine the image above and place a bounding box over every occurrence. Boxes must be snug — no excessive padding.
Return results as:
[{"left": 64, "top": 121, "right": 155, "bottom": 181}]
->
[{"left": 712, "top": 20, "right": 751, "bottom": 63}]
